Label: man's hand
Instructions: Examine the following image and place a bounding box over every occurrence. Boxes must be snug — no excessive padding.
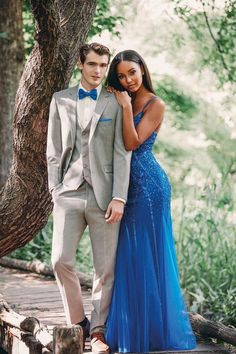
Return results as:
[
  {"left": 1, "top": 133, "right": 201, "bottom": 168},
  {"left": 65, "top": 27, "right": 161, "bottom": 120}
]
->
[{"left": 105, "top": 200, "right": 125, "bottom": 224}]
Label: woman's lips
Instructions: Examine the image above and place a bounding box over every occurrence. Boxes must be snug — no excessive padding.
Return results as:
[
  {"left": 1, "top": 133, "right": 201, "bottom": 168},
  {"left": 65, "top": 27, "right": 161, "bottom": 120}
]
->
[{"left": 128, "top": 84, "right": 135, "bottom": 90}]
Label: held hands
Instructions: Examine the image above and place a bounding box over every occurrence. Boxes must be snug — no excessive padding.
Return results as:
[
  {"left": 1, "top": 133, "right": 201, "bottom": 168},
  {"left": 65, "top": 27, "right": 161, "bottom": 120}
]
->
[
  {"left": 105, "top": 199, "right": 124, "bottom": 224},
  {"left": 107, "top": 86, "right": 131, "bottom": 108}
]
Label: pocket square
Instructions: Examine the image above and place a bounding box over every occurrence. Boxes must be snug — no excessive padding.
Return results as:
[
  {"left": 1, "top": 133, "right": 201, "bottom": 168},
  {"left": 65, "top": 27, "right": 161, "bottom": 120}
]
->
[{"left": 99, "top": 117, "right": 112, "bottom": 122}]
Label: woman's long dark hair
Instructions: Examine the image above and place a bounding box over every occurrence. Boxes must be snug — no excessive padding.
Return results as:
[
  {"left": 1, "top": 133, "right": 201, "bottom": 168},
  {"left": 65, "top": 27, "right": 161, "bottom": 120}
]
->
[{"left": 106, "top": 50, "right": 156, "bottom": 94}]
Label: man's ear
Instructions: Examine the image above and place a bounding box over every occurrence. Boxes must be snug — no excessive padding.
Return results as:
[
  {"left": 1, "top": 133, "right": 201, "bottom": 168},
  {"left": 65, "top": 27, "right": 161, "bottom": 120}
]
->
[{"left": 78, "top": 60, "right": 83, "bottom": 70}]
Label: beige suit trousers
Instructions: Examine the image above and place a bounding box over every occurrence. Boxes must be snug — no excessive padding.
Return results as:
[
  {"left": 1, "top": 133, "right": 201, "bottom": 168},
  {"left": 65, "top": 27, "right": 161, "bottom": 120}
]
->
[{"left": 51, "top": 181, "right": 120, "bottom": 332}]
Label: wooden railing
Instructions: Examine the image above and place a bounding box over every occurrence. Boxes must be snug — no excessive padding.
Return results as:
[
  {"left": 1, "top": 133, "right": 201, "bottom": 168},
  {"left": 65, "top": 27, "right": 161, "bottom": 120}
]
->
[{"left": 0, "top": 294, "right": 83, "bottom": 354}]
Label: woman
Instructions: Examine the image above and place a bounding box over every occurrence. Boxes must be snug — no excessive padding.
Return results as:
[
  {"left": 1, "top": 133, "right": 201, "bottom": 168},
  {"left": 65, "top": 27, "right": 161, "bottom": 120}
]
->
[{"left": 105, "top": 50, "right": 196, "bottom": 353}]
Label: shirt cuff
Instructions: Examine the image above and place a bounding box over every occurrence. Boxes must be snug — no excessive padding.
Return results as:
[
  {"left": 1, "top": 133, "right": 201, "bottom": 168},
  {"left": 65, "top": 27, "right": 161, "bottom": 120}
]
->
[{"left": 112, "top": 197, "right": 126, "bottom": 204}]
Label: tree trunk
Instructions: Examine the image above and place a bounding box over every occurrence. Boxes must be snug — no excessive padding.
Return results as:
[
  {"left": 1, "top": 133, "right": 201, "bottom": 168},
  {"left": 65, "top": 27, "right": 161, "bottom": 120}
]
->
[
  {"left": 0, "top": 0, "right": 24, "bottom": 189},
  {"left": 0, "top": 0, "right": 97, "bottom": 257}
]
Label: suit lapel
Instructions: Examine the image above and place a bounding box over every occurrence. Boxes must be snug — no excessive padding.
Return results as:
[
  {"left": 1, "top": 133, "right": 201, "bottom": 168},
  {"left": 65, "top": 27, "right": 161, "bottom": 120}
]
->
[
  {"left": 89, "top": 87, "right": 110, "bottom": 144},
  {"left": 65, "top": 85, "right": 78, "bottom": 146}
]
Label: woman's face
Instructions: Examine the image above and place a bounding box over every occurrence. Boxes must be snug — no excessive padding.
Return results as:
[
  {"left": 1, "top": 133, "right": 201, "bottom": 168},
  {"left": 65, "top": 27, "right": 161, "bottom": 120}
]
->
[{"left": 116, "top": 60, "right": 144, "bottom": 93}]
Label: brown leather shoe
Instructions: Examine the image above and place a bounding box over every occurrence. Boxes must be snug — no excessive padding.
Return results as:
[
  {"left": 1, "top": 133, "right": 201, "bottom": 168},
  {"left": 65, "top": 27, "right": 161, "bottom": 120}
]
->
[{"left": 91, "top": 332, "right": 110, "bottom": 354}]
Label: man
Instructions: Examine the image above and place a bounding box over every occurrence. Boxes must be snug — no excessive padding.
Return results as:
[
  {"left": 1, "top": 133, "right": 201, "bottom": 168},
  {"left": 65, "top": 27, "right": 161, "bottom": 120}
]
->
[{"left": 46, "top": 43, "right": 131, "bottom": 353}]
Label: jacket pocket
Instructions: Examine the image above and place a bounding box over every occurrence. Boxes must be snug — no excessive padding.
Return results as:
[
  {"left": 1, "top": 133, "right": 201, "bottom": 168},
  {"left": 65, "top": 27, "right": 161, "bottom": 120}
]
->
[{"left": 99, "top": 118, "right": 113, "bottom": 122}]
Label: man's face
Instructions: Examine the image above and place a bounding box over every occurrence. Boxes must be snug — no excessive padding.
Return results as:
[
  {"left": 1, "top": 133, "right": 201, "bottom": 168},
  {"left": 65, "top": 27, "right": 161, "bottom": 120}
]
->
[{"left": 79, "top": 50, "right": 109, "bottom": 90}]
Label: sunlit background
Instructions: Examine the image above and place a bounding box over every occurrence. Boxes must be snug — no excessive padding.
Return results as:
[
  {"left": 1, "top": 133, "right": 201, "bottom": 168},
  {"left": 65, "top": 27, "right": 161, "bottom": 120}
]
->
[{"left": 11, "top": 0, "right": 236, "bottom": 328}]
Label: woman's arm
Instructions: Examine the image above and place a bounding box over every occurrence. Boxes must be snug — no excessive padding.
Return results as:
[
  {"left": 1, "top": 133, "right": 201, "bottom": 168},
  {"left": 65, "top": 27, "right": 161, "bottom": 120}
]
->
[{"left": 115, "top": 91, "right": 165, "bottom": 151}]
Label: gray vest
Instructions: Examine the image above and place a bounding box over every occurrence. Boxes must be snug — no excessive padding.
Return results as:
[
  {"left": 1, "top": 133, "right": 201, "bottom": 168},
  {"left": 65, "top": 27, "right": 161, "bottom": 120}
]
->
[{"left": 63, "top": 118, "right": 92, "bottom": 189}]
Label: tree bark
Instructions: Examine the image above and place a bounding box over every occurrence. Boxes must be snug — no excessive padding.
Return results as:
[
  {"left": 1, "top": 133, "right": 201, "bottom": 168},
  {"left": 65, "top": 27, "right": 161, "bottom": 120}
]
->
[
  {"left": 0, "top": 0, "right": 97, "bottom": 256},
  {"left": 53, "top": 326, "right": 83, "bottom": 354},
  {"left": 0, "top": 0, "right": 24, "bottom": 189}
]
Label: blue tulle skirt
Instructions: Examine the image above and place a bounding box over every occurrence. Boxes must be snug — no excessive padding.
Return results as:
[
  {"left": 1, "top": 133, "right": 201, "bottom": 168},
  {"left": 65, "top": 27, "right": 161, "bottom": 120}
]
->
[{"left": 105, "top": 133, "right": 196, "bottom": 352}]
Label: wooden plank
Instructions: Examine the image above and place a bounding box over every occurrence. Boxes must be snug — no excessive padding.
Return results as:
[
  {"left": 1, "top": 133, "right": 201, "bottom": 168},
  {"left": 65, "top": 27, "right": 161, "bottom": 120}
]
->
[
  {"left": 1, "top": 266, "right": 91, "bottom": 330},
  {"left": 115, "top": 343, "right": 232, "bottom": 353}
]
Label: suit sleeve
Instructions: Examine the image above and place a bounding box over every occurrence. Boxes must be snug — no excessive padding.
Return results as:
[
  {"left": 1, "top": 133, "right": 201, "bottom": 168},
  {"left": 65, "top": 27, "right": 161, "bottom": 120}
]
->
[
  {"left": 46, "top": 94, "right": 62, "bottom": 192},
  {"left": 112, "top": 105, "right": 131, "bottom": 201}
]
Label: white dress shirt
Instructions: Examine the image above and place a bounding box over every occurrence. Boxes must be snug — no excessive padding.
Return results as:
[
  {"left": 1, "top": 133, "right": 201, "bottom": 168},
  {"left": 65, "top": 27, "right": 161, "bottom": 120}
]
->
[{"left": 77, "top": 83, "right": 102, "bottom": 130}]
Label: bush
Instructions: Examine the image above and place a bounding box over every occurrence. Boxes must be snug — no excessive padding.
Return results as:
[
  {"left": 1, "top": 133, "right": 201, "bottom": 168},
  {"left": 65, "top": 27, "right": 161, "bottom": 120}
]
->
[{"left": 174, "top": 179, "right": 236, "bottom": 326}]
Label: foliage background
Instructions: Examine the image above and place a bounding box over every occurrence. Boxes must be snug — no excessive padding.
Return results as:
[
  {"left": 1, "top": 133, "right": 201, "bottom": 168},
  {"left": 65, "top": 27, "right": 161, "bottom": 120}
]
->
[{"left": 10, "top": 0, "right": 236, "bottom": 328}]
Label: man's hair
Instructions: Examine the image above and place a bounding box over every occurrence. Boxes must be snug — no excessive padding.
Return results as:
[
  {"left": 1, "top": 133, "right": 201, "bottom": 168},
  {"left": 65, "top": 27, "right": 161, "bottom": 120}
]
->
[{"left": 79, "top": 42, "right": 111, "bottom": 64}]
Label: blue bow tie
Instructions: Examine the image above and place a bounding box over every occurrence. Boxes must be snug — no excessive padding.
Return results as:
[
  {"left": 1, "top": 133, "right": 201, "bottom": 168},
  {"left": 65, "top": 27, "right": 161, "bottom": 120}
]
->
[{"left": 78, "top": 88, "right": 97, "bottom": 101}]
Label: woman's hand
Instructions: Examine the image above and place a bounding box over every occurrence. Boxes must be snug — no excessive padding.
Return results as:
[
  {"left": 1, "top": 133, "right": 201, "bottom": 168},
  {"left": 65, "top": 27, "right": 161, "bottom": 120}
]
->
[
  {"left": 114, "top": 90, "right": 131, "bottom": 108},
  {"left": 107, "top": 86, "right": 132, "bottom": 108}
]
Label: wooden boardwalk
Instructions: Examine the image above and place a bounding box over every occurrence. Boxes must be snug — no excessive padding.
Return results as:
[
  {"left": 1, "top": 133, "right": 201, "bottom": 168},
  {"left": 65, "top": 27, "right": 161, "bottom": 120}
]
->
[
  {"left": 0, "top": 265, "right": 91, "bottom": 329},
  {"left": 0, "top": 265, "right": 233, "bottom": 354}
]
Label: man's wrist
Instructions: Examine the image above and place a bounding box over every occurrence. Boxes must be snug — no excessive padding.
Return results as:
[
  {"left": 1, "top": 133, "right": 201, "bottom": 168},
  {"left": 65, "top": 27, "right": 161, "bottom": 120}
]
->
[{"left": 112, "top": 197, "right": 126, "bottom": 204}]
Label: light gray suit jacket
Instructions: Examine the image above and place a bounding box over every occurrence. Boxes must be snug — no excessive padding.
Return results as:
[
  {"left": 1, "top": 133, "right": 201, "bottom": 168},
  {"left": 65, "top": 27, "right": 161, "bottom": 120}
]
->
[{"left": 46, "top": 85, "right": 131, "bottom": 211}]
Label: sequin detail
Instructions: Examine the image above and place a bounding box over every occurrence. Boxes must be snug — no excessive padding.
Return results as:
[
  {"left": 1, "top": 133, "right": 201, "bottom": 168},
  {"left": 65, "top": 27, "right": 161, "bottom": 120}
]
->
[{"left": 128, "top": 112, "right": 171, "bottom": 212}]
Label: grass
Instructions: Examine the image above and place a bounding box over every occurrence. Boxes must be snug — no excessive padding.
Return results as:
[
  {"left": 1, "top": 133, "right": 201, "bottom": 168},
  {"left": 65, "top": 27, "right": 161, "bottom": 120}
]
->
[{"left": 173, "top": 179, "right": 236, "bottom": 326}]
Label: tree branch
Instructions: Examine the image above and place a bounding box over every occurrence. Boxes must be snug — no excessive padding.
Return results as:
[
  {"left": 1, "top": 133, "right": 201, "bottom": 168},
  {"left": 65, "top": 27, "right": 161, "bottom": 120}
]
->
[
  {"left": 190, "top": 313, "right": 236, "bottom": 346},
  {"left": 30, "top": 0, "right": 59, "bottom": 45},
  {"left": 200, "top": 0, "right": 229, "bottom": 72}
]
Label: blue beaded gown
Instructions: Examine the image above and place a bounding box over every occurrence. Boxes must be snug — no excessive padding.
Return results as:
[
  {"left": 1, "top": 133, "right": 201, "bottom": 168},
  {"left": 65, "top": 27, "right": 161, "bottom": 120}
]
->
[{"left": 105, "top": 98, "right": 196, "bottom": 353}]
